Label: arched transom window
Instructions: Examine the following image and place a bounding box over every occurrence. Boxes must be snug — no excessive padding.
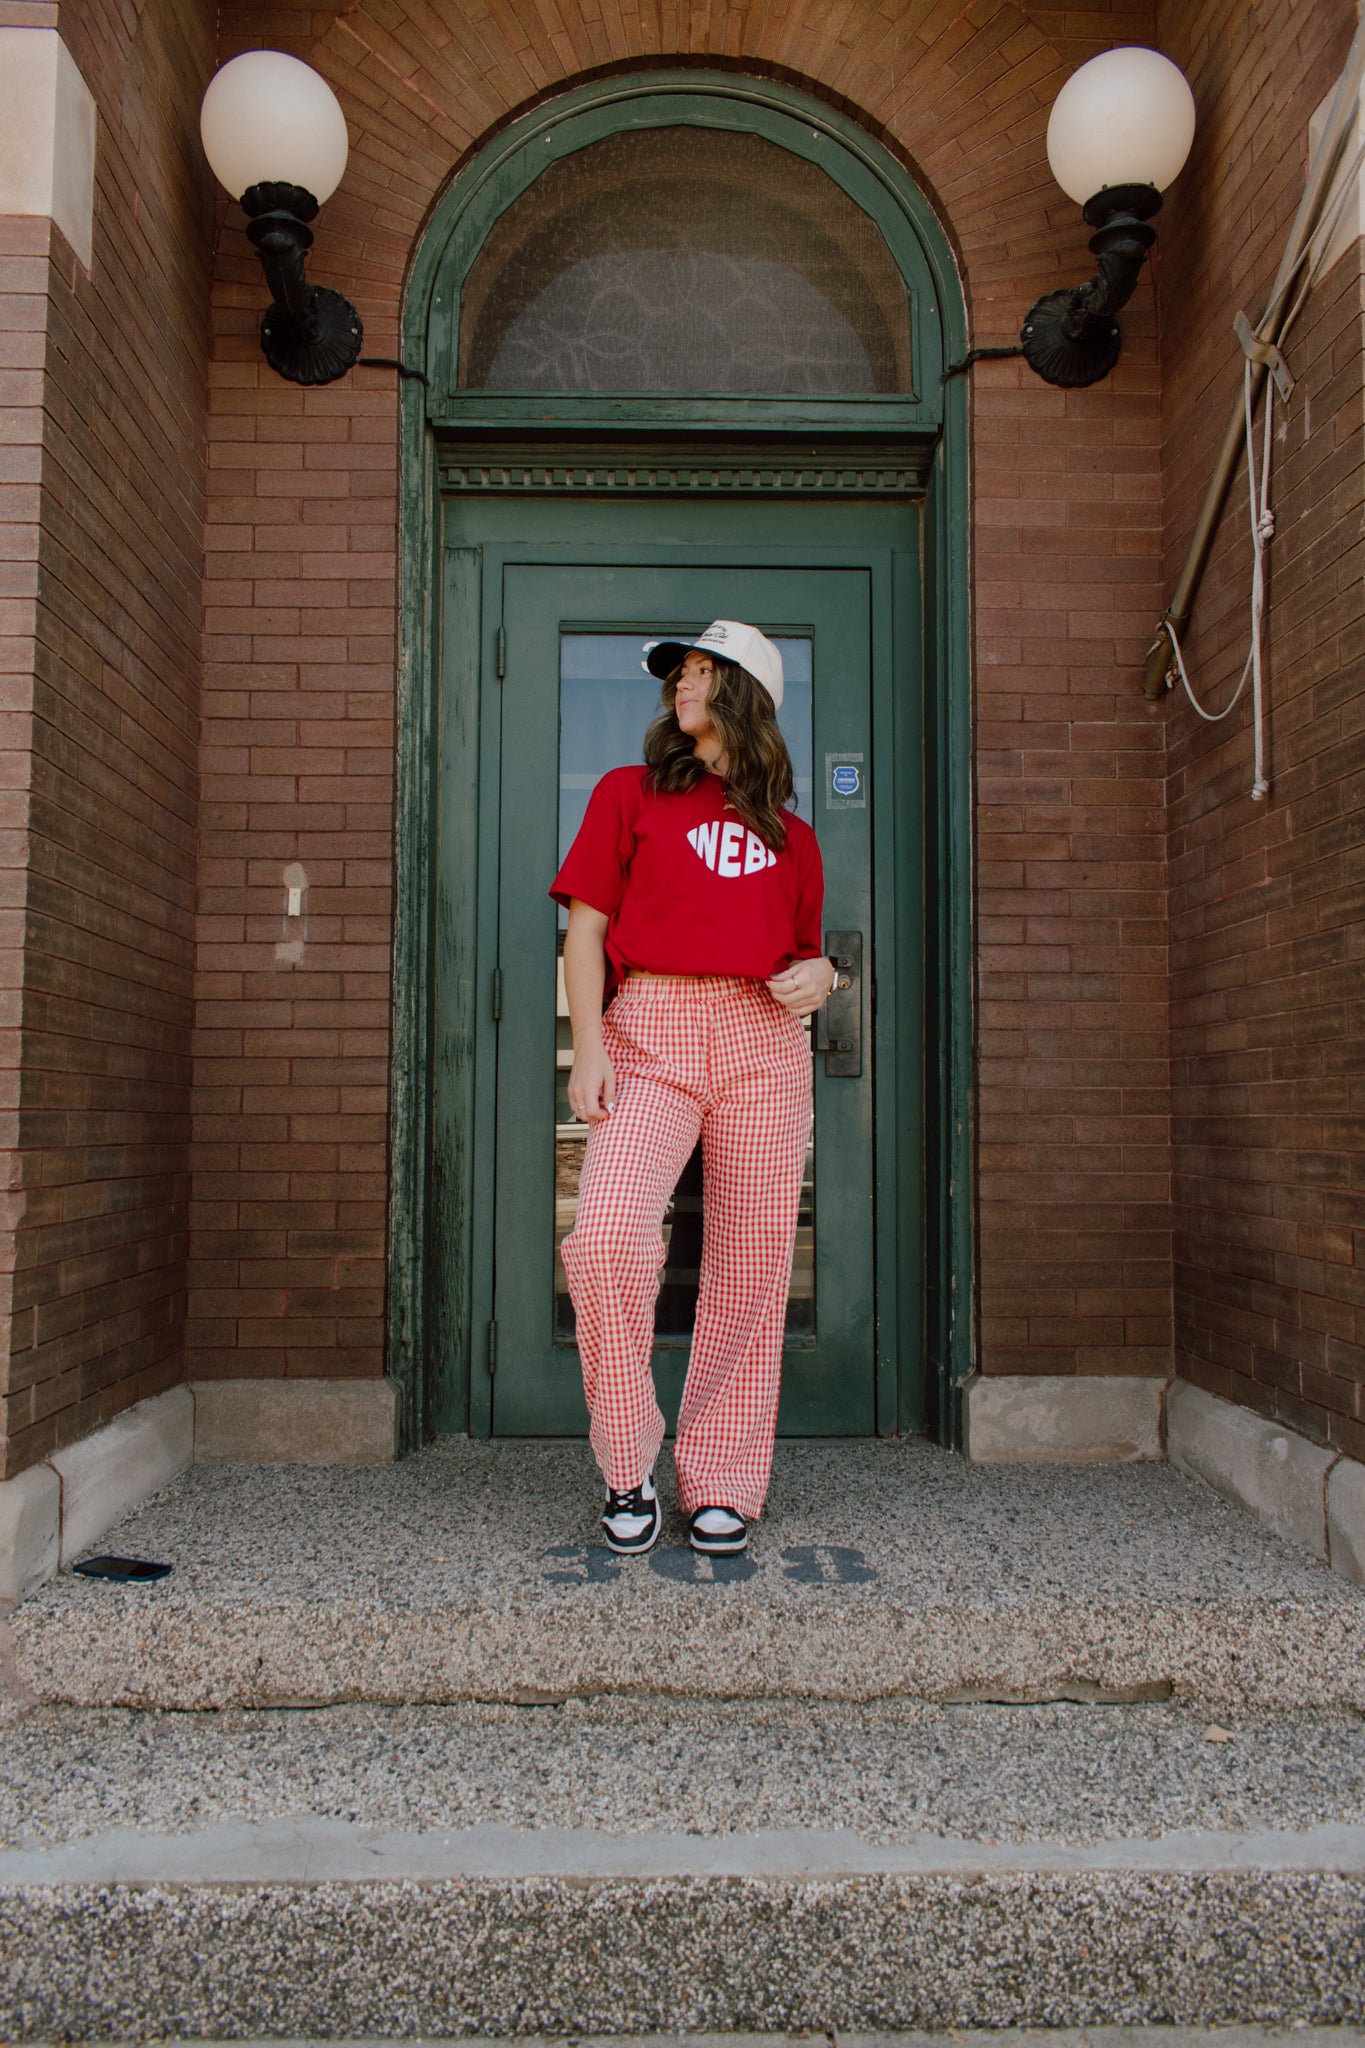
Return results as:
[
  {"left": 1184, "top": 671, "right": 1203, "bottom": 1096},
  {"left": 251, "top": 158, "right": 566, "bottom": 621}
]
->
[{"left": 458, "top": 127, "right": 912, "bottom": 394}]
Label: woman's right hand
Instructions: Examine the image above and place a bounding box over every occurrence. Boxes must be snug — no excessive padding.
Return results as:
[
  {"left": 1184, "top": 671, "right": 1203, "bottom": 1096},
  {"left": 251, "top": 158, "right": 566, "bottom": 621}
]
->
[{"left": 568, "top": 1040, "right": 616, "bottom": 1124}]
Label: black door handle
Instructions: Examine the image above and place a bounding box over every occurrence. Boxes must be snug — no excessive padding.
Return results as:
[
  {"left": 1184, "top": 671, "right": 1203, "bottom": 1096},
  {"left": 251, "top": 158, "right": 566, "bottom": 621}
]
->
[{"left": 812, "top": 930, "right": 862, "bottom": 1076}]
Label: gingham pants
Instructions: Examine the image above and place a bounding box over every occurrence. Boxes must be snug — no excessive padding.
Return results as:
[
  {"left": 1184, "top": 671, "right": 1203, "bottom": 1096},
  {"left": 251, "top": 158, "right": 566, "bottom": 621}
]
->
[{"left": 560, "top": 976, "right": 812, "bottom": 1521}]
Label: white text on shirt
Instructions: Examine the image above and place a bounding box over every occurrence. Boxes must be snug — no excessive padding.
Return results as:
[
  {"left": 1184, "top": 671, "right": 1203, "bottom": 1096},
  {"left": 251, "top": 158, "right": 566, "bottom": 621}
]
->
[{"left": 686, "top": 820, "right": 777, "bottom": 877}]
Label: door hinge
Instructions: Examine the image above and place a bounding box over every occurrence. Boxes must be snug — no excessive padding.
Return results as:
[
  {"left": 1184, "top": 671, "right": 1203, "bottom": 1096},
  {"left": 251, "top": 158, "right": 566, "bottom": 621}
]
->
[
  {"left": 487, "top": 1319, "right": 498, "bottom": 1377},
  {"left": 492, "top": 967, "right": 503, "bottom": 1020},
  {"left": 495, "top": 625, "right": 506, "bottom": 679}
]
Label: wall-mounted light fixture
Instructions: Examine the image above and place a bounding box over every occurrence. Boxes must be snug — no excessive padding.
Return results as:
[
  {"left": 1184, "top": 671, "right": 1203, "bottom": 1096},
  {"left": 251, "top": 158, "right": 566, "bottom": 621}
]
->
[
  {"left": 1022, "top": 47, "right": 1196, "bottom": 388},
  {"left": 200, "top": 49, "right": 362, "bottom": 386}
]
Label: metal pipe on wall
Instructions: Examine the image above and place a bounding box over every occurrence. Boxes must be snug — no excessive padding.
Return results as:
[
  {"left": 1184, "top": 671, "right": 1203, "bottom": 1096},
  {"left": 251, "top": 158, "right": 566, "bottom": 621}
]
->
[{"left": 1142, "top": 18, "right": 1365, "bottom": 700}]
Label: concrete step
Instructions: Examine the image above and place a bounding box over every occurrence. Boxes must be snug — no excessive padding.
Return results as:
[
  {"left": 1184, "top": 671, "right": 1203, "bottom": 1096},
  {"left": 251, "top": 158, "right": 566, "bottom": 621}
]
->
[
  {"left": 2, "top": 1696, "right": 1364, "bottom": 2036},
  {"left": 7, "top": 1440, "right": 1365, "bottom": 1713}
]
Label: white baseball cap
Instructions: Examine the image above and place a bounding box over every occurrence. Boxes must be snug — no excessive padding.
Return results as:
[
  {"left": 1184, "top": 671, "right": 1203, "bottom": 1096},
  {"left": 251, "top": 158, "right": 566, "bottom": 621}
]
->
[{"left": 645, "top": 619, "right": 784, "bottom": 709}]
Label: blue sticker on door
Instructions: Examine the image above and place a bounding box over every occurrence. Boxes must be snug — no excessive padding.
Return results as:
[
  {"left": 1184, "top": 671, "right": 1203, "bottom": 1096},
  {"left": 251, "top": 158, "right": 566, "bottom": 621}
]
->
[{"left": 826, "top": 751, "right": 866, "bottom": 810}]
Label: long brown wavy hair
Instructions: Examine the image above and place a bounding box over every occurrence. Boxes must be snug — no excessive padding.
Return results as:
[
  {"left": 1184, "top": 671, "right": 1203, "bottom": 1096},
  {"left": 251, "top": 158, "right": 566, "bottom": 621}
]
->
[{"left": 643, "top": 656, "right": 795, "bottom": 851}]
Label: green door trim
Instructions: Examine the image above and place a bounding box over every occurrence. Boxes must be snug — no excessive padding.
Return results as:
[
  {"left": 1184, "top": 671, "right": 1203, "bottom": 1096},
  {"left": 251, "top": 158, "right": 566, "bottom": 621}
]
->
[
  {"left": 390, "top": 70, "right": 974, "bottom": 1452},
  {"left": 408, "top": 74, "right": 949, "bottom": 427}
]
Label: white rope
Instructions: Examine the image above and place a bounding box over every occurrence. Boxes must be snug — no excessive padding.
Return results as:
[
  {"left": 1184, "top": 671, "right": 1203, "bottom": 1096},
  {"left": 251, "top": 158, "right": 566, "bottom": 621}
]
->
[
  {"left": 1159, "top": 622, "right": 1250, "bottom": 722},
  {"left": 1164, "top": 358, "right": 1274, "bottom": 799},
  {"left": 1245, "top": 358, "right": 1272, "bottom": 799},
  {"left": 1281, "top": 133, "right": 1365, "bottom": 334},
  {"left": 1241, "top": 133, "right": 1365, "bottom": 797},
  {"left": 1164, "top": 107, "right": 1365, "bottom": 801}
]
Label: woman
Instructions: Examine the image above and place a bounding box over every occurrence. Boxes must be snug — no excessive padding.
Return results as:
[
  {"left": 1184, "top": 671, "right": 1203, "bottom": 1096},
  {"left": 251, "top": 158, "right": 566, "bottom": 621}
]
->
[{"left": 550, "top": 619, "right": 835, "bottom": 1558}]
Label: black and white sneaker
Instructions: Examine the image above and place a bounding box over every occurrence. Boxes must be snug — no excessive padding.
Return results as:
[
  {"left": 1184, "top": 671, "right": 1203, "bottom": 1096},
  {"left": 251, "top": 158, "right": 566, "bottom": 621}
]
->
[
  {"left": 688, "top": 1505, "right": 748, "bottom": 1555},
  {"left": 601, "top": 1473, "right": 661, "bottom": 1555}
]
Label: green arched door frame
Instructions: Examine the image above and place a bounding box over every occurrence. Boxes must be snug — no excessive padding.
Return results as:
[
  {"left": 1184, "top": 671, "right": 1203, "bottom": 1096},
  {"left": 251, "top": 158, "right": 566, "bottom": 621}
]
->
[{"left": 388, "top": 70, "right": 974, "bottom": 1451}]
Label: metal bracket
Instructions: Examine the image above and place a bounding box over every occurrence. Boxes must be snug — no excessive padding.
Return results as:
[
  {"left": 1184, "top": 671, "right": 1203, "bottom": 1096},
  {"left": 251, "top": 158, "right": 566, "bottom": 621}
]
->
[{"left": 1234, "top": 311, "right": 1296, "bottom": 402}]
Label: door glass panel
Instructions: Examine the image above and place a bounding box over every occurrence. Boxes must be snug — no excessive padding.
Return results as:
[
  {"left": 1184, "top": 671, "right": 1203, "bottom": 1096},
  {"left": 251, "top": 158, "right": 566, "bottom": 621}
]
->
[
  {"left": 460, "top": 128, "right": 911, "bottom": 393},
  {"left": 553, "top": 631, "right": 815, "bottom": 1345}
]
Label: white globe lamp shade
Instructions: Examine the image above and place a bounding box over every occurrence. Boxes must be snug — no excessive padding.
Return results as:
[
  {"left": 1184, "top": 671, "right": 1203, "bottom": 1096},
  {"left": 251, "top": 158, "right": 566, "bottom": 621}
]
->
[
  {"left": 1046, "top": 47, "right": 1196, "bottom": 206},
  {"left": 200, "top": 51, "right": 349, "bottom": 205}
]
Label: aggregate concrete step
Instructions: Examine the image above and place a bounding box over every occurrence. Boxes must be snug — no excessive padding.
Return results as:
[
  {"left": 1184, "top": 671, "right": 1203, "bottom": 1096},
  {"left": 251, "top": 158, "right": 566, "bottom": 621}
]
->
[
  {"left": 2, "top": 1698, "right": 1363, "bottom": 2037},
  {"left": 7, "top": 1441, "right": 1365, "bottom": 1713},
  {"left": 16, "top": 2036, "right": 1358, "bottom": 2048}
]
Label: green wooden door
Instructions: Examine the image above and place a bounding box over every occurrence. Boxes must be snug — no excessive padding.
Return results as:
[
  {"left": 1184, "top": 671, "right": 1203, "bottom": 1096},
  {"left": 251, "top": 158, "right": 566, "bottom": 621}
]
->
[{"left": 488, "top": 557, "right": 876, "bottom": 1435}]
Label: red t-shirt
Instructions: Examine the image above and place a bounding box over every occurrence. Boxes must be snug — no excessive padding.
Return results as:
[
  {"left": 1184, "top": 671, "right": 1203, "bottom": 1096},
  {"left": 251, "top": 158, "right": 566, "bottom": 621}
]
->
[{"left": 551, "top": 765, "right": 824, "bottom": 981}]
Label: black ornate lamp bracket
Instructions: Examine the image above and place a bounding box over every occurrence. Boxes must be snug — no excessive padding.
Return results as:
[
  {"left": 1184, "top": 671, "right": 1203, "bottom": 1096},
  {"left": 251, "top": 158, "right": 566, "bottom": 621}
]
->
[
  {"left": 1020, "top": 182, "right": 1161, "bottom": 389},
  {"left": 240, "top": 181, "right": 363, "bottom": 387}
]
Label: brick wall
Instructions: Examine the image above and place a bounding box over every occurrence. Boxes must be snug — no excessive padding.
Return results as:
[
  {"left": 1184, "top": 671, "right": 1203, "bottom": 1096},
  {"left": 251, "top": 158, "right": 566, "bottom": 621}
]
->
[
  {"left": 197, "top": 0, "right": 1173, "bottom": 1402},
  {"left": 189, "top": 359, "right": 397, "bottom": 1385},
  {"left": 971, "top": 194, "right": 1170, "bottom": 1383},
  {"left": 1159, "top": 0, "right": 1365, "bottom": 1457},
  {"left": 4, "top": 0, "right": 1347, "bottom": 1457},
  {"left": 0, "top": 0, "right": 214, "bottom": 1478},
  {"left": 0, "top": 193, "right": 47, "bottom": 1479}
]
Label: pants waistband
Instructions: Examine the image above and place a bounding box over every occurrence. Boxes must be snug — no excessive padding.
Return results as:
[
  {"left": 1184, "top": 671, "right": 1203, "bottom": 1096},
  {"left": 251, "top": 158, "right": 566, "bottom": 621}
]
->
[{"left": 621, "top": 971, "right": 762, "bottom": 988}]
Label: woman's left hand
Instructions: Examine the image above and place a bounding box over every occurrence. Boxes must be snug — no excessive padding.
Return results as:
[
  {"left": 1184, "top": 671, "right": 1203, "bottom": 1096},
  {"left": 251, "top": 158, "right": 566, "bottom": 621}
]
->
[{"left": 766, "top": 956, "right": 837, "bottom": 1018}]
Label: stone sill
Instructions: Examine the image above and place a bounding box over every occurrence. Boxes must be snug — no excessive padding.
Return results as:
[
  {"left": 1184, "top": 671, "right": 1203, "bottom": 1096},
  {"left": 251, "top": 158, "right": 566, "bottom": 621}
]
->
[
  {"left": 0, "top": 1378, "right": 397, "bottom": 1607},
  {"left": 964, "top": 1371, "right": 1364, "bottom": 1590}
]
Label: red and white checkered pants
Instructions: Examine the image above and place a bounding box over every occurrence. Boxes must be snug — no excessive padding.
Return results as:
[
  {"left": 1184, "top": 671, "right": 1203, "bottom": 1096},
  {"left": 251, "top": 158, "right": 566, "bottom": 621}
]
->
[{"left": 560, "top": 975, "right": 812, "bottom": 1521}]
